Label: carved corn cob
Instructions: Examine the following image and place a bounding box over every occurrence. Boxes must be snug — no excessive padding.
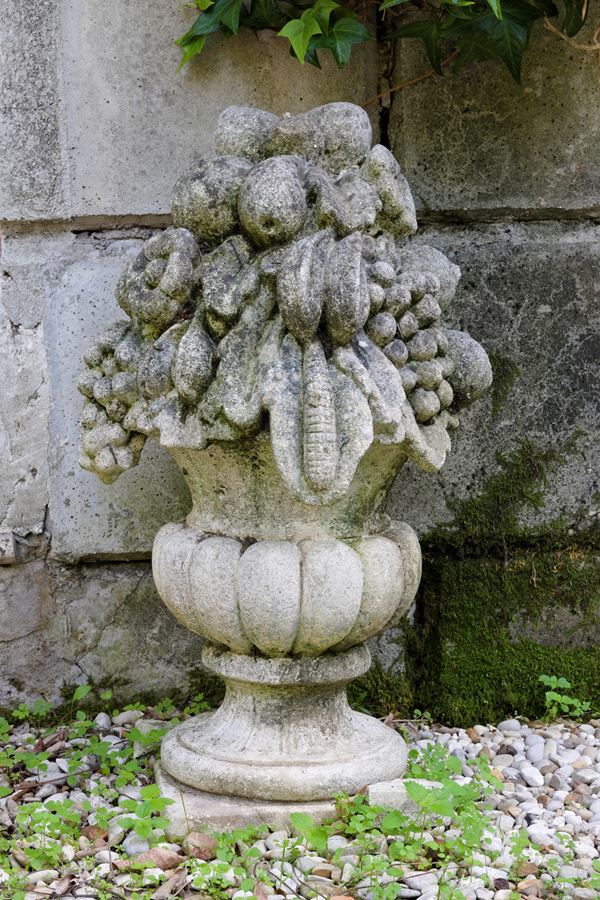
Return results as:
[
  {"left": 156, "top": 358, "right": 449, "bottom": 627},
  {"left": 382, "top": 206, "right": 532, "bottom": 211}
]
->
[{"left": 302, "top": 339, "right": 338, "bottom": 493}]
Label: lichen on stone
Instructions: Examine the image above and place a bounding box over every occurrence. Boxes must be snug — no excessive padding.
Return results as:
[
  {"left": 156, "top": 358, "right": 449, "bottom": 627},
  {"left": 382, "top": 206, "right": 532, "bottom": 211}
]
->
[{"left": 78, "top": 102, "right": 492, "bottom": 502}]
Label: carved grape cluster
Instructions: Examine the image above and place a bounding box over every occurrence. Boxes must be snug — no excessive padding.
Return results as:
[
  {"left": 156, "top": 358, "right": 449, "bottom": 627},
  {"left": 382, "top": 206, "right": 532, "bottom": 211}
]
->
[
  {"left": 78, "top": 323, "right": 146, "bottom": 481},
  {"left": 364, "top": 250, "right": 455, "bottom": 424}
]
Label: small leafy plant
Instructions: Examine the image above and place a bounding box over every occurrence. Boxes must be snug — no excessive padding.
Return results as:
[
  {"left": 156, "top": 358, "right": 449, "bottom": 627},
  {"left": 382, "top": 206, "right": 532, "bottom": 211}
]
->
[
  {"left": 538, "top": 673, "right": 592, "bottom": 720},
  {"left": 176, "top": 0, "right": 594, "bottom": 83}
]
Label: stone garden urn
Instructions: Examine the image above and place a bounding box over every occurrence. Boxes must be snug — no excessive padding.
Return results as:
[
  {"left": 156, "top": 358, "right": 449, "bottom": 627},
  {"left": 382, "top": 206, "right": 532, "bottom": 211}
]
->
[{"left": 77, "top": 103, "right": 491, "bottom": 827}]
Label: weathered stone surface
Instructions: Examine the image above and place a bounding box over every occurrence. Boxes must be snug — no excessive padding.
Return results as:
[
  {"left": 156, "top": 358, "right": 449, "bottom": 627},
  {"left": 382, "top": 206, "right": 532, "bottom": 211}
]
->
[
  {"left": 0, "top": 560, "right": 203, "bottom": 708},
  {"left": 386, "top": 223, "right": 600, "bottom": 540},
  {"left": 1, "top": 231, "right": 190, "bottom": 561},
  {"left": 0, "top": 235, "right": 51, "bottom": 540},
  {"left": 0, "top": 0, "right": 65, "bottom": 221},
  {"left": 74, "top": 102, "right": 491, "bottom": 812},
  {"left": 153, "top": 523, "right": 421, "bottom": 657},
  {"left": 161, "top": 645, "right": 407, "bottom": 801},
  {"left": 1, "top": 1, "right": 376, "bottom": 225},
  {"left": 156, "top": 766, "right": 338, "bottom": 837},
  {"left": 32, "top": 231, "right": 190, "bottom": 560},
  {"left": 49, "top": 561, "right": 203, "bottom": 696},
  {"left": 390, "top": 5, "right": 600, "bottom": 214},
  {"left": 77, "top": 104, "right": 490, "bottom": 503}
]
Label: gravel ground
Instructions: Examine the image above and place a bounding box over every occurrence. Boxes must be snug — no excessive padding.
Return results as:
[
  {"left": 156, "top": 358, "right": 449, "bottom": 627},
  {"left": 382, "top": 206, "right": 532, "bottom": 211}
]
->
[{"left": 1, "top": 709, "right": 599, "bottom": 900}]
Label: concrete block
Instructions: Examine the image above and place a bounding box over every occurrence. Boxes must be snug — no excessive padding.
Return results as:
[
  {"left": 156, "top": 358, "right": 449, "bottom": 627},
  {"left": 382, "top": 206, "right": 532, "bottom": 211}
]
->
[
  {"left": 48, "top": 561, "right": 203, "bottom": 698},
  {"left": 59, "top": 4, "right": 377, "bottom": 219},
  {"left": 390, "top": 3, "right": 600, "bottom": 214},
  {"left": 0, "top": 559, "right": 204, "bottom": 708},
  {"left": 0, "top": 0, "right": 66, "bottom": 221},
  {"left": 2, "top": 0, "right": 377, "bottom": 225},
  {"left": 0, "top": 236, "right": 51, "bottom": 537},
  {"left": 0, "top": 560, "right": 78, "bottom": 707},
  {"left": 21, "top": 230, "right": 191, "bottom": 560},
  {"left": 386, "top": 223, "right": 600, "bottom": 542}
]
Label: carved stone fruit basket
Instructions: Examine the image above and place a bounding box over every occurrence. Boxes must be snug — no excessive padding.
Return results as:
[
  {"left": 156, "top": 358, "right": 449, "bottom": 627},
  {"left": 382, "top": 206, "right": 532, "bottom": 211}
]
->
[{"left": 78, "top": 102, "right": 492, "bottom": 826}]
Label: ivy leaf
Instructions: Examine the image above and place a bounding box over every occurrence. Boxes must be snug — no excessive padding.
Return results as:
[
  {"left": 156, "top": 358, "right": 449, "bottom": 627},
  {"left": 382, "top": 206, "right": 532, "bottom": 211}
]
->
[
  {"left": 440, "top": 0, "right": 476, "bottom": 8},
  {"left": 178, "top": 0, "right": 243, "bottom": 43},
  {"left": 0, "top": 786, "right": 12, "bottom": 799},
  {"left": 485, "top": 0, "right": 503, "bottom": 19},
  {"left": 393, "top": 20, "right": 443, "bottom": 74},
  {"left": 304, "top": 43, "right": 323, "bottom": 66},
  {"left": 379, "top": 0, "right": 413, "bottom": 11},
  {"left": 241, "top": 0, "right": 287, "bottom": 30},
  {"left": 310, "top": 14, "right": 372, "bottom": 66},
  {"left": 562, "top": 0, "right": 587, "bottom": 35},
  {"left": 218, "top": 0, "right": 244, "bottom": 32},
  {"left": 478, "top": 0, "right": 541, "bottom": 81},
  {"left": 279, "top": 9, "right": 322, "bottom": 61},
  {"left": 313, "top": 0, "right": 340, "bottom": 31}
]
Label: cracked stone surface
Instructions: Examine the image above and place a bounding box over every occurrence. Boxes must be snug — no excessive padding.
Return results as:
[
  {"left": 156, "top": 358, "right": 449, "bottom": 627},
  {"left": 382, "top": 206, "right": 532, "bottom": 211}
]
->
[{"left": 0, "top": 560, "right": 203, "bottom": 709}]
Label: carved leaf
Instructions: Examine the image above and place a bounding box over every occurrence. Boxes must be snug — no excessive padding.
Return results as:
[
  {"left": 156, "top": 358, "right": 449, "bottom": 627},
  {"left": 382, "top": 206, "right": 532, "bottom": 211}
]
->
[
  {"left": 277, "top": 231, "right": 331, "bottom": 344},
  {"left": 325, "top": 234, "right": 370, "bottom": 345}
]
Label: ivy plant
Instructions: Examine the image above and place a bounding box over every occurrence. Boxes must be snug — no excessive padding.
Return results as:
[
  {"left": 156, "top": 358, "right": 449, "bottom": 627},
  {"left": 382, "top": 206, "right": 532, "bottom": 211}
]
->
[{"left": 177, "top": 0, "right": 592, "bottom": 83}]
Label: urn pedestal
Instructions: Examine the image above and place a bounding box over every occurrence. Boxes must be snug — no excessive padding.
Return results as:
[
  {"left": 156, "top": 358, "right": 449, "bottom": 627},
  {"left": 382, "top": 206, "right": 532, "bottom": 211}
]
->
[{"left": 151, "top": 441, "right": 419, "bottom": 829}]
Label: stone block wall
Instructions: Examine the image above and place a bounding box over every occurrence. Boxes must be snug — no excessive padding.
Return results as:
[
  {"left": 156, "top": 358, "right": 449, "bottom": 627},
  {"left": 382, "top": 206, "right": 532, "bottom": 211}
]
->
[
  {"left": 381, "top": 6, "right": 600, "bottom": 722},
  {"left": 2, "top": 0, "right": 599, "bottom": 720},
  {"left": 0, "top": 0, "right": 377, "bottom": 708}
]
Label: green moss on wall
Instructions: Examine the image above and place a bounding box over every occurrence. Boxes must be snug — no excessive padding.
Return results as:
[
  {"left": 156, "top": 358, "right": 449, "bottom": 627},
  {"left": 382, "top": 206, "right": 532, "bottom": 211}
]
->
[
  {"left": 426, "top": 435, "right": 599, "bottom": 556},
  {"left": 348, "top": 663, "right": 414, "bottom": 718},
  {"left": 489, "top": 353, "right": 521, "bottom": 419},
  {"left": 412, "top": 549, "right": 600, "bottom": 725}
]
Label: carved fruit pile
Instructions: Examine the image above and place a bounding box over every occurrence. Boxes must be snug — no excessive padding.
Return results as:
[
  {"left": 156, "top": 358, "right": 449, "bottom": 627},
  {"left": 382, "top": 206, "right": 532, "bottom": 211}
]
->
[{"left": 78, "top": 102, "right": 492, "bottom": 502}]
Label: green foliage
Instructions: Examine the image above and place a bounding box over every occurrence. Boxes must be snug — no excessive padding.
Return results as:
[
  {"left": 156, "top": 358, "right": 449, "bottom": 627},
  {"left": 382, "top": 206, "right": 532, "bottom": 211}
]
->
[
  {"left": 289, "top": 811, "right": 329, "bottom": 854},
  {"left": 176, "top": 0, "right": 590, "bottom": 81},
  {"left": 118, "top": 784, "right": 173, "bottom": 840},
  {"left": 1, "top": 700, "right": 600, "bottom": 898},
  {"left": 538, "top": 673, "right": 593, "bottom": 720}
]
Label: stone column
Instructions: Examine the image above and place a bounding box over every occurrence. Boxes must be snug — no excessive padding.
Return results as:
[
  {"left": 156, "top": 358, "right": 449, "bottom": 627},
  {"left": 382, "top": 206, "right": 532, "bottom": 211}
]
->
[{"left": 77, "top": 102, "right": 492, "bottom": 830}]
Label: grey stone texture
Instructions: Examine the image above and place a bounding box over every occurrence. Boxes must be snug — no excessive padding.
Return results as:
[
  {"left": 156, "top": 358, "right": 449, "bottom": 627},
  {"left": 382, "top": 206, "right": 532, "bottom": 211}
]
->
[
  {"left": 386, "top": 223, "right": 600, "bottom": 538},
  {"left": 0, "top": 237, "right": 50, "bottom": 542},
  {"left": 390, "top": 2, "right": 600, "bottom": 215},
  {"left": 2, "top": 0, "right": 600, "bottom": 724},
  {"left": 1, "top": 1, "right": 377, "bottom": 225},
  {"left": 1, "top": 230, "right": 191, "bottom": 562},
  {"left": 0, "top": 559, "right": 202, "bottom": 709}
]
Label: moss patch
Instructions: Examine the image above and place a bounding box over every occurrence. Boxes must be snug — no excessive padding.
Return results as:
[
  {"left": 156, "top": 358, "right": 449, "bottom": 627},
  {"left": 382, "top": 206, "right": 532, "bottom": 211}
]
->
[
  {"left": 348, "top": 663, "right": 414, "bottom": 718},
  {"left": 489, "top": 353, "right": 521, "bottom": 419},
  {"left": 426, "top": 435, "right": 600, "bottom": 556},
  {"left": 412, "top": 549, "right": 600, "bottom": 726}
]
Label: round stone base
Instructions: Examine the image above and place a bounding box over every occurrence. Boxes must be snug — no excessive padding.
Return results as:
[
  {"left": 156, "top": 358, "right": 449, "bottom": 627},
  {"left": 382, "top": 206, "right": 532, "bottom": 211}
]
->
[
  {"left": 161, "top": 644, "right": 407, "bottom": 802},
  {"left": 155, "top": 764, "right": 338, "bottom": 837}
]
